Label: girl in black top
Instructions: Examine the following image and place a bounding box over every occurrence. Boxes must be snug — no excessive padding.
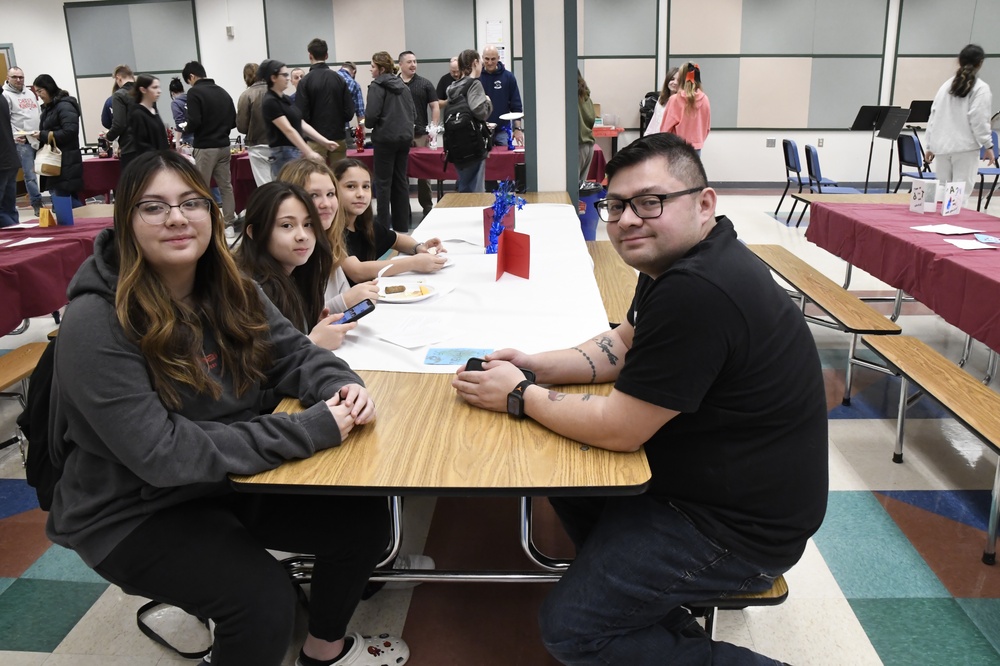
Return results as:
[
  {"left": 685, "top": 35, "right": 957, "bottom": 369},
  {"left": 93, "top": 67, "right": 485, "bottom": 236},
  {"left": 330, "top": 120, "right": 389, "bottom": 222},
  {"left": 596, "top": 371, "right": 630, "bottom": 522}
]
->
[
  {"left": 258, "top": 59, "right": 338, "bottom": 178},
  {"left": 333, "top": 158, "right": 447, "bottom": 283},
  {"left": 124, "top": 75, "right": 169, "bottom": 173}
]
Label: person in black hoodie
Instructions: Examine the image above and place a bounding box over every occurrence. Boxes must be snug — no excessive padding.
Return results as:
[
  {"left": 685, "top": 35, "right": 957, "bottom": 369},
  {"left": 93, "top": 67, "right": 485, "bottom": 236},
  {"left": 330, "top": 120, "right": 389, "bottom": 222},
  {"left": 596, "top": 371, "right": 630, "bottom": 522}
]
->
[
  {"left": 366, "top": 51, "right": 415, "bottom": 233},
  {"left": 183, "top": 61, "right": 238, "bottom": 225},
  {"left": 47, "top": 150, "right": 409, "bottom": 666},
  {"left": 124, "top": 75, "right": 168, "bottom": 170},
  {"left": 105, "top": 65, "right": 136, "bottom": 163},
  {"left": 31, "top": 74, "right": 83, "bottom": 206}
]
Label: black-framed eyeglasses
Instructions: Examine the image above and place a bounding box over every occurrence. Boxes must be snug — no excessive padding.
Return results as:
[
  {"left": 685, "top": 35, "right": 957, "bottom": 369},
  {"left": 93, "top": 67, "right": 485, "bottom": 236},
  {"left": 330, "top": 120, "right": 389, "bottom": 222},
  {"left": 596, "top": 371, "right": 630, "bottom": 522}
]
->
[
  {"left": 594, "top": 188, "right": 704, "bottom": 223},
  {"left": 134, "top": 198, "right": 212, "bottom": 225}
]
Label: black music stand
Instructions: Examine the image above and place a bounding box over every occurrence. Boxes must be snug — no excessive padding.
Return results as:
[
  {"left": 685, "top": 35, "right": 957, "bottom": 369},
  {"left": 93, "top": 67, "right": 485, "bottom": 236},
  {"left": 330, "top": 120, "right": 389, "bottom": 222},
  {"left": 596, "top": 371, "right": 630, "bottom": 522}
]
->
[
  {"left": 851, "top": 105, "right": 901, "bottom": 192},
  {"left": 877, "top": 108, "right": 912, "bottom": 193}
]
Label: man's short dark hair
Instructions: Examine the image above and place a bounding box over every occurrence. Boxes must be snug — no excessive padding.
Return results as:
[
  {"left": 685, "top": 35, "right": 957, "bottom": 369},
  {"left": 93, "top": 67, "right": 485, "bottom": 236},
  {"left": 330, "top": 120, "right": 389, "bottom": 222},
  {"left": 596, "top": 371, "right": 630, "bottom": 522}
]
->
[
  {"left": 606, "top": 133, "right": 708, "bottom": 190},
  {"left": 181, "top": 61, "right": 207, "bottom": 83},
  {"left": 308, "top": 38, "right": 328, "bottom": 61},
  {"left": 342, "top": 62, "right": 357, "bottom": 77},
  {"left": 398, "top": 50, "right": 415, "bottom": 62}
]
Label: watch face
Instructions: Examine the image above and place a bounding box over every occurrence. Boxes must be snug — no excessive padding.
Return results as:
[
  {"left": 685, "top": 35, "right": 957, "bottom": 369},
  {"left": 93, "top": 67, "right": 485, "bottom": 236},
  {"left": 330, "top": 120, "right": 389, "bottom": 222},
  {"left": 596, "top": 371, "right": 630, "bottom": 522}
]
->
[{"left": 507, "top": 393, "right": 522, "bottom": 417}]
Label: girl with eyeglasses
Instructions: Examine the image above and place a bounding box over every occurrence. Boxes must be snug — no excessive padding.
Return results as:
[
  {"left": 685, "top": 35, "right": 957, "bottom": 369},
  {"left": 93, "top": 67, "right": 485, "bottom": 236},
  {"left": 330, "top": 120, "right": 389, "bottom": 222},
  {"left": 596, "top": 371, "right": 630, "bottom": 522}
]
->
[
  {"left": 660, "top": 62, "right": 711, "bottom": 153},
  {"left": 234, "top": 180, "right": 357, "bottom": 350},
  {"left": 276, "top": 159, "right": 380, "bottom": 315},
  {"left": 45, "top": 150, "right": 408, "bottom": 666}
]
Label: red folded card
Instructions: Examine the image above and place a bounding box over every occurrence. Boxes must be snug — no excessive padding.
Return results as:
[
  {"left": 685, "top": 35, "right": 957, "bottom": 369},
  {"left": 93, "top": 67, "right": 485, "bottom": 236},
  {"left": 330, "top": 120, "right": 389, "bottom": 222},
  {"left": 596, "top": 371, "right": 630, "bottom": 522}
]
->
[
  {"left": 483, "top": 207, "right": 515, "bottom": 246},
  {"left": 496, "top": 229, "right": 530, "bottom": 280}
]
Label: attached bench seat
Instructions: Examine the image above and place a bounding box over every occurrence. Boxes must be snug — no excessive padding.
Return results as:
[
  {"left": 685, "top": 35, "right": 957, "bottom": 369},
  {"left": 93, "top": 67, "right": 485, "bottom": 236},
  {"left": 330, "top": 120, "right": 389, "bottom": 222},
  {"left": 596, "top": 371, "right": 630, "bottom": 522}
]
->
[
  {"left": 748, "top": 245, "right": 901, "bottom": 405},
  {"left": 0, "top": 342, "right": 48, "bottom": 406},
  {"left": 687, "top": 574, "right": 789, "bottom": 637},
  {"left": 862, "top": 334, "right": 1000, "bottom": 564}
]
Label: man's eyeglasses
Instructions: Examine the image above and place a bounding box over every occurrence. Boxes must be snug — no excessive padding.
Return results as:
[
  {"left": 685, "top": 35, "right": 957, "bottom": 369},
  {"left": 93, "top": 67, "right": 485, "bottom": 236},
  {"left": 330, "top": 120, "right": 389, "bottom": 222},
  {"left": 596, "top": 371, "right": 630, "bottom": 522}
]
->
[
  {"left": 9, "top": 76, "right": 24, "bottom": 80},
  {"left": 135, "top": 198, "right": 212, "bottom": 225},
  {"left": 594, "top": 188, "right": 704, "bottom": 223}
]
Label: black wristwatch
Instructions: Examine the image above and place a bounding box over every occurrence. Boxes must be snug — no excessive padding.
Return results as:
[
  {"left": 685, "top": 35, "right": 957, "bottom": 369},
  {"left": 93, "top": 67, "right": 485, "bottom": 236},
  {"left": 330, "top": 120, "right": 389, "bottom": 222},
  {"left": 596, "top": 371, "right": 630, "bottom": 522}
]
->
[{"left": 506, "top": 379, "right": 533, "bottom": 418}]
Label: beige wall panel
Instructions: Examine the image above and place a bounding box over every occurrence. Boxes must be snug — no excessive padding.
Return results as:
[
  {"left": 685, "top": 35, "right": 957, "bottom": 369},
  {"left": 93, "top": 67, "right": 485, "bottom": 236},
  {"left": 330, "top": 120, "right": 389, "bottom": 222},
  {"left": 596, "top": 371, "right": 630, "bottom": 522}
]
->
[
  {"left": 76, "top": 77, "right": 114, "bottom": 146},
  {"left": 738, "top": 57, "right": 810, "bottom": 127},
  {"left": 333, "top": 0, "right": 406, "bottom": 63},
  {"left": 893, "top": 58, "right": 954, "bottom": 109},
  {"left": 513, "top": 0, "right": 523, "bottom": 55},
  {"left": 582, "top": 58, "right": 656, "bottom": 129},
  {"left": 669, "top": 0, "right": 742, "bottom": 54}
]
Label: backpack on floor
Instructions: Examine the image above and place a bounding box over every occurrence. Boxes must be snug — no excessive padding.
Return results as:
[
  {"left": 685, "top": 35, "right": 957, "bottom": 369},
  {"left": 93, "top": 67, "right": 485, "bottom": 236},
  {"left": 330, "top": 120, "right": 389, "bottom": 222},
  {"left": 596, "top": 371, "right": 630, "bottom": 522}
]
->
[{"left": 17, "top": 338, "right": 59, "bottom": 511}]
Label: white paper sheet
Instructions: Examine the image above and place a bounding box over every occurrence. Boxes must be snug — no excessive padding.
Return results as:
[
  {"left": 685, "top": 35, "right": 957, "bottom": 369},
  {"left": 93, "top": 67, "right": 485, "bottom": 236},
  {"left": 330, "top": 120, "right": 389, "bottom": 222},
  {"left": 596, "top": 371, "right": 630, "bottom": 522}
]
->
[
  {"left": 7, "top": 236, "right": 53, "bottom": 247},
  {"left": 911, "top": 224, "right": 985, "bottom": 235},
  {"left": 943, "top": 238, "right": 998, "bottom": 250}
]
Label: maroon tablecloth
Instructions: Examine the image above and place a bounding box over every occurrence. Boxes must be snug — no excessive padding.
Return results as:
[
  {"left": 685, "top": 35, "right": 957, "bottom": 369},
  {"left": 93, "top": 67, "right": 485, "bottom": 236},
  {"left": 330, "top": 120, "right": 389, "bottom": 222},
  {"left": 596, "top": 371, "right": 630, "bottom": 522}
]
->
[
  {"left": 83, "top": 154, "right": 253, "bottom": 212},
  {"left": 0, "top": 218, "right": 112, "bottom": 335},
  {"left": 805, "top": 203, "right": 1000, "bottom": 351}
]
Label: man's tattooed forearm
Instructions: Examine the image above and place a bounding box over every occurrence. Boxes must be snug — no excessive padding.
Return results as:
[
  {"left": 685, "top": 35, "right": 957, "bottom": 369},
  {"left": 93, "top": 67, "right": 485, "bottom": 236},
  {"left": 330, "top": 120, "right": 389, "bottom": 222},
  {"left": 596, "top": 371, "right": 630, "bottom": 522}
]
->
[
  {"left": 592, "top": 336, "right": 619, "bottom": 365},
  {"left": 580, "top": 393, "right": 592, "bottom": 401},
  {"left": 571, "top": 346, "right": 597, "bottom": 383},
  {"left": 548, "top": 391, "right": 566, "bottom": 401}
]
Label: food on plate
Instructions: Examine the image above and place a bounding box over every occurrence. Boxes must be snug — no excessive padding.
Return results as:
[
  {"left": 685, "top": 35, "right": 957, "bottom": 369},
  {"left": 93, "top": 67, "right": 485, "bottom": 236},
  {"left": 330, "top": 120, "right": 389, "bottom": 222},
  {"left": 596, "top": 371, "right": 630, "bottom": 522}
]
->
[
  {"left": 385, "top": 285, "right": 406, "bottom": 294},
  {"left": 419, "top": 285, "right": 431, "bottom": 295}
]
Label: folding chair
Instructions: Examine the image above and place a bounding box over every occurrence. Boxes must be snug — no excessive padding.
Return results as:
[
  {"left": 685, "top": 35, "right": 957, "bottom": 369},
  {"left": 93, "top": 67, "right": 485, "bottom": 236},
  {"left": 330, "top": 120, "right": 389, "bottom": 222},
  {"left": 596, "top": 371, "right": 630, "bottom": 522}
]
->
[
  {"left": 775, "top": 139, "right": 805, "bottom": 222},
  {"left": 978, "top": 130, "right": 1000, "bottom": 211},
  {"left": 797, "top": 145, "right": 860, "bottom": 226},
  {"left": 894, "top": 134, "right": 935, "bottom": 193}
]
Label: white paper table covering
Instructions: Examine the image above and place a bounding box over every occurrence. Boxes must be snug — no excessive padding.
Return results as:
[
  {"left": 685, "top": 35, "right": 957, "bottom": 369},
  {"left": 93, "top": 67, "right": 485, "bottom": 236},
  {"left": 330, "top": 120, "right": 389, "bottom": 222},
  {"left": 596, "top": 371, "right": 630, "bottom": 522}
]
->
[{"left": 333, "top": 204, "right": 611, "bottom": 373}]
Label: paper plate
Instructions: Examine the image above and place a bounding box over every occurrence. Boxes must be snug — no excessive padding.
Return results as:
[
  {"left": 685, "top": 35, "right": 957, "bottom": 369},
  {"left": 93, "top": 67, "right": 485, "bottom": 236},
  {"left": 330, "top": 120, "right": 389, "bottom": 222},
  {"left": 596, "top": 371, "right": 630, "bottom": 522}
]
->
[
  {"left": 379, "top": 283, "right": 436, "bottom": 303},
  {"left": 499, "top": 111, "right": 524, "bottom": 121}
]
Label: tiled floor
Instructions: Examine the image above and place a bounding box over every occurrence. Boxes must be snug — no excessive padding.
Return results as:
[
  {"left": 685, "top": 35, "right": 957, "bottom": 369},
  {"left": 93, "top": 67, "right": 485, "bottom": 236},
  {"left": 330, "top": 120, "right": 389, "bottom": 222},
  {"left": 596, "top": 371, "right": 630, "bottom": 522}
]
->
[{"left": 2, "top": 192, "right": 1000, "bottom": 664}]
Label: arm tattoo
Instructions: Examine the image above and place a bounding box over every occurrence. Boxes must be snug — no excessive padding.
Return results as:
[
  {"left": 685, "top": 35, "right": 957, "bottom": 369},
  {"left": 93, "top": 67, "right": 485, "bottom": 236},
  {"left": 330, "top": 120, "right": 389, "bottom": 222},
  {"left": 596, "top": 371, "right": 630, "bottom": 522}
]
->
[
  {"left": 548, "top": 390, "right": 567, "bottom": 402},
  {"left": 571, "top": 346, "right": 597, "bottom": 383},
  {"left": 592, "top": 336, "right": 619, "bottom": 366},
  {"left": 580, "top": 393, "right": 592, "bottom": 401}
]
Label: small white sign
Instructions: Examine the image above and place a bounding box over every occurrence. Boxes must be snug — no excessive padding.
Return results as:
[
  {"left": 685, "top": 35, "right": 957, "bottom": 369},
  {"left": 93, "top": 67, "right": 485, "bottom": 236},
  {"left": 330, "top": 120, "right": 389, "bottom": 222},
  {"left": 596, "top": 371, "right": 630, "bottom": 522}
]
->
[
  {"left": 942, "top": 181, "right": 964, "bottom": 216},
  {"left": 910, "top": 182, "right": 926, "bottom": 213},
  {"left": 911, "top": 223, "right": 985, "bottom": 235}
]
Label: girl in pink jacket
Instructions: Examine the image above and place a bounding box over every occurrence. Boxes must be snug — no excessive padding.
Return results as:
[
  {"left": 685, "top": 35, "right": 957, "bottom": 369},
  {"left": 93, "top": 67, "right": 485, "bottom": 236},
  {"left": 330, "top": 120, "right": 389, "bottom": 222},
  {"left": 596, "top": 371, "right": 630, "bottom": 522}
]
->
[{"left": 661, "top": 62, "right": 711, "bottom": 152}]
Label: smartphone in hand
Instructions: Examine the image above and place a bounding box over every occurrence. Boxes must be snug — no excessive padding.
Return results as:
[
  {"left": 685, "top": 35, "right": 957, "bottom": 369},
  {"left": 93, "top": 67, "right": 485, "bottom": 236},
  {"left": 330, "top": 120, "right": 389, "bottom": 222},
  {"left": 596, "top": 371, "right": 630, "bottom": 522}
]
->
[
  {"left": 465, "top": 357, "right": 536, "bottom": 383},
  {"left": 334, "top": 299, "right": 375, "bottom": 325}
]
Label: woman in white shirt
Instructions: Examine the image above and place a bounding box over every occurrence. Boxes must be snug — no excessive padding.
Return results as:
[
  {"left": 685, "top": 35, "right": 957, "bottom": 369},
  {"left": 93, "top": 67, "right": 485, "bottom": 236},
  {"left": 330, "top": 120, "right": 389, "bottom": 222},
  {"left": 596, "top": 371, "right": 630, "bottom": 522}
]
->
[
  {"left": 925, "top": 44, "right": 994, "bottom": 202},
  {"left": 644, "top": 67, "right": 679, "bottom": 137}
]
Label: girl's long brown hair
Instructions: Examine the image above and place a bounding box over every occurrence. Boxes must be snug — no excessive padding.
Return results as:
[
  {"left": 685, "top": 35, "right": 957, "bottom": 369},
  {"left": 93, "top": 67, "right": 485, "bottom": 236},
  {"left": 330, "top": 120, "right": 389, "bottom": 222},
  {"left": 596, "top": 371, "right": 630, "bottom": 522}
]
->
[
  {"left": 658, "top": 67, "right": 679, "bottom": 106},
  {"left": 234, "top": 181, "right": 332, "bottom": 332},
  {"left": 333, "top": 158, "right": 378, "bottom": 260},
  {"left": 114, "top": 151, "right": 272, "bottom": 409},
  {"left": 277, "top": 158, "right": 347, "bottom": 266}
]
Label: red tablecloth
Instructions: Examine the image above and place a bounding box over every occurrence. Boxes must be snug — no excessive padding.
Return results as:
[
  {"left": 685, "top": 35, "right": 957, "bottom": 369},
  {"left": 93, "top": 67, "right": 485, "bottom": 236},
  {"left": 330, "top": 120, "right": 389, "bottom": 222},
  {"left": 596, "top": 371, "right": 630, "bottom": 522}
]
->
[
  {"left": 82, "top": 154, "right": 254, "bottom": 212},
  {"left": 0, "top": 218, "right": 113, "bottom": 335},
  {"left": 805, "top": 203, "right": 1000, "bottom": 351},
  {"left": 346, "top": 144, "right": 606, "bottom": 183}
]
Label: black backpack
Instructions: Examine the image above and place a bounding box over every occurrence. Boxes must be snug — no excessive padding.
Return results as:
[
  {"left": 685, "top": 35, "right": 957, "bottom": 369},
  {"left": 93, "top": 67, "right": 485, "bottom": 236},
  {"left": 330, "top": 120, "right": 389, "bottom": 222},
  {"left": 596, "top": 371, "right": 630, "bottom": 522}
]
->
[
  {"left": 443, "top": 79, "right": 491, "bottom": 167},
  {"left": 17, "top": 338, "right": 59, "bottom": 511},
  {"left": 638, "top": 90, "right": 659, "bottom": 135}
]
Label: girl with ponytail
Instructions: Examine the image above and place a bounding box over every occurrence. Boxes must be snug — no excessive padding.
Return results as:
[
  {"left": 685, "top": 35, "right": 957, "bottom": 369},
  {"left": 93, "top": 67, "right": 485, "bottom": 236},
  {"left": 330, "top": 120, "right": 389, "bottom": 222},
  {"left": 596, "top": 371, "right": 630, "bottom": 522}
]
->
[
  {"left": 660, "top": 62, "right": 711, "bottom": 153},
  {"left": 925, "top": 44, "right": 993, "bottom": 201}
]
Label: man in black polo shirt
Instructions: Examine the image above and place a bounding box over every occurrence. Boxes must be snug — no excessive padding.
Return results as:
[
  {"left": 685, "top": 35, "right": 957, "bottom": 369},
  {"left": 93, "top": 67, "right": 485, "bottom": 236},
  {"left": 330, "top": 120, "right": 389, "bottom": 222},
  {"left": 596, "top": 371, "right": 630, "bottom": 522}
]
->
[
  {"left": 398, "top": 51, "right": 440, "bottom": 217},
  {"left": 295, "top": 38, "right": 354, "bottom": 166},
  {"left": 183, "top": 61, "right": 237, "bottom": 224},
  {"left": 453, "top": 133, "right": 828, "bottom": 665}
]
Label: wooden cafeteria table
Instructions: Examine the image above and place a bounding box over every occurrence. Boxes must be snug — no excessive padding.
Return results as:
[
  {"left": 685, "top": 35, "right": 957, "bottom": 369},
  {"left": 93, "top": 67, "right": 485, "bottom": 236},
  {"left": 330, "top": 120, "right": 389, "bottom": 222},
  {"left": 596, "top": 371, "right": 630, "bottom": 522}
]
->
[
  {"left": 791, "top": 192, "right": 911, "bottom": 206},
  {"left": 586, "top": 241, "right": 637, "bottom": 325},
  {"left": 435, "top": 191, "right": 572, "bottom": 208}
]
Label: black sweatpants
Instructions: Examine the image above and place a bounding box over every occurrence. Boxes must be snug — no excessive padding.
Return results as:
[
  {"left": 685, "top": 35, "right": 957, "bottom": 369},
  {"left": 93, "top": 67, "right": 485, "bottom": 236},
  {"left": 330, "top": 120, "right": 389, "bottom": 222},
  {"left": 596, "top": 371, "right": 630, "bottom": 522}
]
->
[{"left": 95, "top": 492, "right": 389, "bottom": 666}]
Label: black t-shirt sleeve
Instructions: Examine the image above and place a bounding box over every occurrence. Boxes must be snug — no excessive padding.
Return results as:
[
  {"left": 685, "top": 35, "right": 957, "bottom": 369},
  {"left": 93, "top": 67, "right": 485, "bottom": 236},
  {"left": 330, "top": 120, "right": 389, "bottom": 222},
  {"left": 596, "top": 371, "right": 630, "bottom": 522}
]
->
[
  {"left": 261, "top": 94, "right": 283, "bottom": 125},
  {"left": 616, "top": 272, "right": 740, "bottom": 414},
  {"left": 345, "top": 224, "right": 398, "bottom": 262}
]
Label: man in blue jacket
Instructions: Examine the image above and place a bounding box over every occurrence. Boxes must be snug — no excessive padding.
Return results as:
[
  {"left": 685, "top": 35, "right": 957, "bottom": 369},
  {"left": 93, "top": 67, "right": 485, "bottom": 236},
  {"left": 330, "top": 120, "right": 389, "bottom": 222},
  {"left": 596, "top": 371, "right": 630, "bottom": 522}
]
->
[{"left": 479, "top": 46, "right": 523, "bottom": 147}]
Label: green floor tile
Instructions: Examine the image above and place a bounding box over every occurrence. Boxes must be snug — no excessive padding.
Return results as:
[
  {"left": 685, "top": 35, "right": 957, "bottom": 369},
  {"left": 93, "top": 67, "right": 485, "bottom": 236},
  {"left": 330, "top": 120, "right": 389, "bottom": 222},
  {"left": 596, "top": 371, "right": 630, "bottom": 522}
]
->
[
  {"left": 0, "top": 578, "right": 12, "bottom": 595},
  {"left": 958, "top": 599, "right": 1000, "bottom": 656},
  {"left": 815, "top": 491, "right": 900, "bottom": 540},
  {"left": 0, "top": 578, "right": 107, "bottom": 652},
  {"left": 851, "top": 598, "right": 1000, "bottom": 666},
  {"left": 22, "top": 545, "right": 105, "bottom": 584}
]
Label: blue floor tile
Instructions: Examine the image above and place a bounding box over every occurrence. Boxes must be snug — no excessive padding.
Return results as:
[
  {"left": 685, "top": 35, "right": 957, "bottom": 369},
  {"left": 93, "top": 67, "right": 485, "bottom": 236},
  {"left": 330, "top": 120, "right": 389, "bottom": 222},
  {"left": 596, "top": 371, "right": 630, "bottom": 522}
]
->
[
  {"left": 0, "top": 578, "right": 12, "bottom": 595},
  {"left": 877, "top": 490, "right": 993, "bottom": 532},
  {"left": 0, "top": 479, "right": 40, "bottom": 520},
  {"left": 958, "top": 598, "right": 1000, "bottom": 656}
]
